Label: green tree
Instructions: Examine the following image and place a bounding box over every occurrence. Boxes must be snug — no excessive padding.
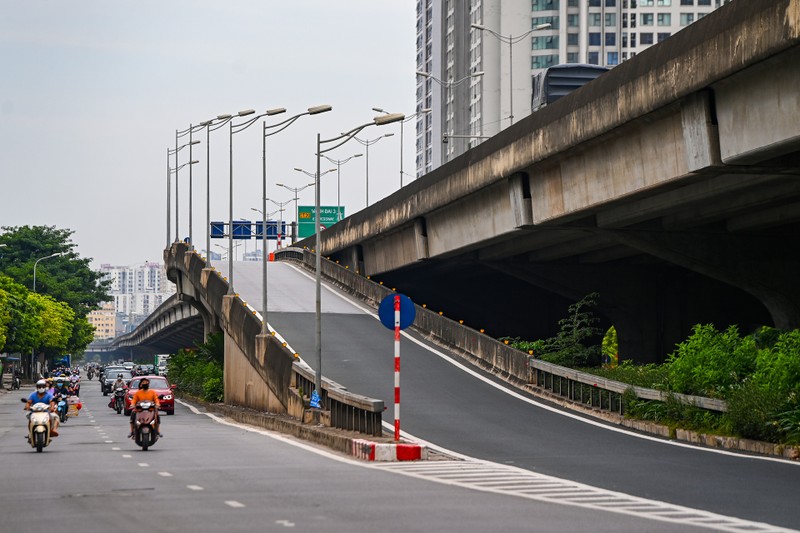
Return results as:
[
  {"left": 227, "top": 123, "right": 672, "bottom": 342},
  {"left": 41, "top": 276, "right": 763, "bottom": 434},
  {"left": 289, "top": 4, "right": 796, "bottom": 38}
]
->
[{"left": 0, "top": 225, "right": 111, "bottom": 318}]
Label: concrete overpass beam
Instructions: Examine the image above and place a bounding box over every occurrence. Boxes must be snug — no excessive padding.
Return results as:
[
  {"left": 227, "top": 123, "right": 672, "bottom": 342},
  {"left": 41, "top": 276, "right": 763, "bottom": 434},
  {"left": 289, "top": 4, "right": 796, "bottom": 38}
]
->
[{"left": 508, "top": 172, "right": 533, "bottom": 227}]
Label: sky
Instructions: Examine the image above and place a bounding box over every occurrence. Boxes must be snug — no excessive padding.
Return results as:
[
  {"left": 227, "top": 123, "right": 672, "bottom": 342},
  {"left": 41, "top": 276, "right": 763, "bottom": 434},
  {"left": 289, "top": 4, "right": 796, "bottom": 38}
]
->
[{"left": 0, "top": 1, "right": 417, "bottom": 269}]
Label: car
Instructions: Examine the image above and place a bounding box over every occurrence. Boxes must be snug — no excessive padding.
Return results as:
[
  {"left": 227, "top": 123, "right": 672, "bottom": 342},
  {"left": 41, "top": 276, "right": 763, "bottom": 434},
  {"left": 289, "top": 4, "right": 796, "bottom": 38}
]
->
[
  {"left": 102, "top": 369, "right": 132, "bottom": 395},
  {"left": 123, "top": 375, "right": 176, "bottom": 416}
]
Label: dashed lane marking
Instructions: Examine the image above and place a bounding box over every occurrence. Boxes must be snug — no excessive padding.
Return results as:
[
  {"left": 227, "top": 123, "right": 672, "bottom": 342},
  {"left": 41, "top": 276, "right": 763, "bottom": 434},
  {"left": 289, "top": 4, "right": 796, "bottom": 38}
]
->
[
  {"left": 122, "top": 454, "right": 132, "bottom": 459},
  {"left": 158, "top": 472, "right": 172, "bottom": 477},
  {"left": 138, "top": 463, "right": 149, "bottom": 467},
  {"left": 187, "top": 485, "right": 204, "bottom": 491},
  {"left": 225, "top": 500, "right": 245, "bottom": 508}
]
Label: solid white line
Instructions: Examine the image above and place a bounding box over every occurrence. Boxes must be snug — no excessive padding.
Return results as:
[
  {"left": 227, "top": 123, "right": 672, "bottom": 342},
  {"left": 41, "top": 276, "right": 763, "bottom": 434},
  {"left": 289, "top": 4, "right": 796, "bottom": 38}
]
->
[
  {"left": 225, "top": 500, "right": 245, "bottom": 508},
  {"left": 287, "top": 262, "right": 800, "bottom": 466}
]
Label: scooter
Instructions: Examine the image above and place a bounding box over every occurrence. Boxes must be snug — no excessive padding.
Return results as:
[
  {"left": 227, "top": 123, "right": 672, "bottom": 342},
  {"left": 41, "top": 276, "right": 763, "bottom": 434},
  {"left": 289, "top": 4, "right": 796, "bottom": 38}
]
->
[
  {"left": 21, "top": 400, "right": 52, "bottom": 453},
  {"left": 10, "top": 374, "right": 21, "bottom": 390},
  {"left": 113, "top": 387, "right": 126, "bottom": 414},
  {"left": 133, "top": 401, "right": 159, "bottom": 451},
  {"left": 87, "top": 368, "right": 94, "bottom": 380},
  {"left": 54, "top": 392, "right": 68, "bottom": 424}
]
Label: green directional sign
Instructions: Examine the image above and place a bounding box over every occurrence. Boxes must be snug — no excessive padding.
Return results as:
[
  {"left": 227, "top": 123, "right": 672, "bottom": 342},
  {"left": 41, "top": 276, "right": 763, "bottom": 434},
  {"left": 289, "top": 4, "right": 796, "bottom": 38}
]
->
[{"left": 298, "top": 205, "right": 345, "bottom": 239}]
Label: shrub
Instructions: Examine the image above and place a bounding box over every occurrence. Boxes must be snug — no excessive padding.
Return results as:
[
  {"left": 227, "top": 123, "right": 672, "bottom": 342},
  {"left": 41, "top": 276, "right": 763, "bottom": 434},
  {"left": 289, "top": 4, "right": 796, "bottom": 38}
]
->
[
  {"left": 724, "top": 381, "right": 785, "bottom": 442},
  {"left": 539, "top": 292, "right": 603, "bottom": 367},
  {"left": 167, "top": 333, "right": 224, "bottom": 403}
]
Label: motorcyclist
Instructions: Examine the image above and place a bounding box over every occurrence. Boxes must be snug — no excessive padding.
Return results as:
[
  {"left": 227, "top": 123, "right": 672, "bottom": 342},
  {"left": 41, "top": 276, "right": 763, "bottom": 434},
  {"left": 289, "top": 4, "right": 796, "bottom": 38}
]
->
[
  {"left": 25, "top": 379, "right": 59, "bottom": 437},
  {"left": 108, "top": 373, "right": 127, "bottom": 409},
  {"left": 128, "top": 377, "right": 161, "bottom": 439}
]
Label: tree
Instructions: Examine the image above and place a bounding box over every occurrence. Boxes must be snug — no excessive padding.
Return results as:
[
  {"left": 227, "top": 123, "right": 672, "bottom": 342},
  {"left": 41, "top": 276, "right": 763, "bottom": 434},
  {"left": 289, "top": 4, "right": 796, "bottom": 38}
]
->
[{"left": 0, "top": 225, "right": 111, "bottom": 318}]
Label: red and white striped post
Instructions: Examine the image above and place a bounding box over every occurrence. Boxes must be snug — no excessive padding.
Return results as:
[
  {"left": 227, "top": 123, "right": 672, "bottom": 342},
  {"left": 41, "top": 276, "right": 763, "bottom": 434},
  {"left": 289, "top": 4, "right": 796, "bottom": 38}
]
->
[{"left": 394, "top": 294, "right": 401, "bottom": 441}]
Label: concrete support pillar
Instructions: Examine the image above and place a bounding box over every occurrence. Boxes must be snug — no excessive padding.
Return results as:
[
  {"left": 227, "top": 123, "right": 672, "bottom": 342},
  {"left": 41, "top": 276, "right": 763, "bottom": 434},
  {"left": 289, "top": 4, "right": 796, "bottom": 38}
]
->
[
  {"left": 414, "top": 218, "right": 429, "bottom": 260},
  {"left": 508, "top": 172, "right": 533, "bottom": 228}
]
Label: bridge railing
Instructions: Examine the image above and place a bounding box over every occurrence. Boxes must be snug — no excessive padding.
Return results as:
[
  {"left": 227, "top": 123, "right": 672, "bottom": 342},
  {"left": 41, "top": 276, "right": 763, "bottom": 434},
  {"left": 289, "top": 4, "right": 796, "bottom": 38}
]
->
[
  {"left": 275, "top": 246, "right": 728, "bottom": 416},
  {"left": 165, "top": 243, "right": 384, "bottom": 437}
]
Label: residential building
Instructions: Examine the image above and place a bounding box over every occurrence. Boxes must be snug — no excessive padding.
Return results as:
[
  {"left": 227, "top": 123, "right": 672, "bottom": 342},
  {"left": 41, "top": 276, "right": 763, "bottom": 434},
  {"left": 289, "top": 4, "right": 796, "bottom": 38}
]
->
[
  {"left": 87, "top": 302, "right": 118, "bottom": 340},
  {"left": 415, "top": 0, "right": 733, "bottom": 173},
  {"left": 99, "top": 262, "right": 175, "bottom": 333}
]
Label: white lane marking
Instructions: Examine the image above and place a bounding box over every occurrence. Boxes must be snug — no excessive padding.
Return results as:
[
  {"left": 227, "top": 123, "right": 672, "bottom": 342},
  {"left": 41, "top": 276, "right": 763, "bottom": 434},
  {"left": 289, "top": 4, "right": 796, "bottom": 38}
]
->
[
  {"left": 138, "top": 463, "right": 149, "bottom": 467},
  {"left": 122, "top": 454, "right": 132, "bottom": 458},
  {"left": 287, "top": 262, "right": 800, "bottom": 466},
  {"left": 158, "top": 472, "right": 173, "bottom": 477},
  {"left": 112, "top": 447, "right": 120, "bottom": 451},
  {"left": 177, "top": 402, "right": 796, "bottom": 533},
  {"left": 275, "top": 520, "right": 295, "bottom": 527},
  {"left": 225, "top": 500, "right": 245, "bottom": 508},
  {"left": 187, "top": 485, "right": 204, "bottom": 491}
]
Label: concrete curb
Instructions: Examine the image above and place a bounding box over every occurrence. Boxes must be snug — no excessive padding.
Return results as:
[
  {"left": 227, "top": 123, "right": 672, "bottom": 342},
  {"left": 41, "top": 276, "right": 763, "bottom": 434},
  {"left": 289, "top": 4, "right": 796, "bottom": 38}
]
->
[{"left": 179, "top": 395, "right": 429, "bottom": 462}]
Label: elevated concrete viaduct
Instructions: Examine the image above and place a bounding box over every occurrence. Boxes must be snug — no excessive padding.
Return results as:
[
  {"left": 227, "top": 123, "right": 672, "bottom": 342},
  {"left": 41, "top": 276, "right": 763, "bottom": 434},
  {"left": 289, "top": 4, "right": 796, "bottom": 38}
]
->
[{"left": 306, "top": 0, "right": 800, "bottom": 362}]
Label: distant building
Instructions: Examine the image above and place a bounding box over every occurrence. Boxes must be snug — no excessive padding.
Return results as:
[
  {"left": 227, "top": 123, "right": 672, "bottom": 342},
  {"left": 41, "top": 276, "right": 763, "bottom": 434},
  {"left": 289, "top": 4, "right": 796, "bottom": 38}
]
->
[
  {"left": 87, "top": 301, "right": 118, "bottom": 340},
  {"left": 99, "top": 262, "right": 175, "bottom": 333},
  {"left": 415, "top": 0, "right": 734, "bottom": 173}
]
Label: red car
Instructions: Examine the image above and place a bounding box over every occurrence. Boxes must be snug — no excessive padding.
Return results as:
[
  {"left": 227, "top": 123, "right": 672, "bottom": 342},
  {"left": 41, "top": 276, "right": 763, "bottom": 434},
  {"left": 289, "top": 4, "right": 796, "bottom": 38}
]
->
[{"left": 123, "top": 375, "right": 176, "bottom": 416}]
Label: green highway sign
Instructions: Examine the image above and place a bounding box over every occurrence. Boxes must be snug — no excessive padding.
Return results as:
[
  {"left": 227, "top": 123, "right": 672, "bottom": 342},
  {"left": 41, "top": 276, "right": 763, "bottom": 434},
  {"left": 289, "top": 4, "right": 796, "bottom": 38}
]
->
[{"left": 298, "top": 205, "right": 345, "bottom": 238}]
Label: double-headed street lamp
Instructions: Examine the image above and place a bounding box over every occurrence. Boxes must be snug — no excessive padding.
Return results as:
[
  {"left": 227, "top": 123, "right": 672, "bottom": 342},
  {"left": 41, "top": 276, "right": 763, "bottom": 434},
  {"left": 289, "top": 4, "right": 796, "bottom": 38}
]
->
[
  {"left": 275, "top": 181, "right": 316, "bottom": 243},
  {"left": 33, "top": 252, "right": 63, "bottom": 293},
  {"left": 266, "top": 198, "right": 292, "bottom": 249},
  {"left": 311, "top": 112, "right": 405, "bottom": 398},
  {"left": 227, "top": 107, "right": 286, "bottom": 295},
  {"left": 293, "top": 167, "right": 336, "bottom": 227},
  {"left": 321, "top": 153, "right": 362, "bottom": 218},
  {"left": 471, "top": 22, "right": 552, "bottom": 126},
  {"left": 372, "top": 107, "right": 431, "bottom": 187},
  {"left": 351, "top": 133, "right": 393, "bottom": 208},
  {"left": 416, "top": 71, "right": 484, "bottom": 163},
  {"left": 166, "top": 140, "right": 200, "bottom": 248}
]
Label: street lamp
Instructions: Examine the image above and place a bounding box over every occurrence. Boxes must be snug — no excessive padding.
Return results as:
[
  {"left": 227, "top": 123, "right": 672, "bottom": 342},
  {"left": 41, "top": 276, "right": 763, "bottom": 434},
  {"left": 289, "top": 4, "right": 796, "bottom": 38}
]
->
[
  {"left": 350, "top": 133, "right": 394, "bottom": 208},
  {"left": 195, "top": 113, "right": 236, "bottom": 266},
  {"left": 310, "top": 112, "right": 404, "bottom": 399},
  {"left": 416, "top": 71, "right": 484, "bottom": 162},
  {"left": 321, "top": 153, "right": 362, "bottom": 219},
  {"left": 293, "top": 167, "right": 336, "bottom": 229},
  {"left": 373, "top": 107, "right": 431, "bottom": 188},
  {"left": 166, "top": 139, "right": 200, "bottom": 248},
  {"left": 169, "top": 159, "right": 199, "bottom": 242},
  {"left": 33, "top": 252, "right": 63, "bottom": 293},
  {"left": 227, "top": 107, "right": 286, "bottom": 295},
  {"left": 266, "top": 198, "right": 292, "bottom": 250},
  {"left": 172, "top": 128, "right": 202, "bottom": 244},
  {"left": 471, "top": 22, "right": 551, "bottom": 126},
  {"left": 275, "top": 181, "right": 316, "bottom": 243}
]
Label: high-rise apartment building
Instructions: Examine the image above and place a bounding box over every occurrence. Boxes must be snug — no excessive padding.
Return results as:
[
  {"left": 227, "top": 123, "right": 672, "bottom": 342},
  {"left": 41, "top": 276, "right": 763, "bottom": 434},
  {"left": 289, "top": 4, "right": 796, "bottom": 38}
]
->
[
  {"left": 87, "top": 302, "right": 119, "bottom": 340},
  {"left": 415, "top": 0, "right": 732, "bottom": 174},
  {"left": 99, "top": 262, "right": 175, "bottom": 333}
]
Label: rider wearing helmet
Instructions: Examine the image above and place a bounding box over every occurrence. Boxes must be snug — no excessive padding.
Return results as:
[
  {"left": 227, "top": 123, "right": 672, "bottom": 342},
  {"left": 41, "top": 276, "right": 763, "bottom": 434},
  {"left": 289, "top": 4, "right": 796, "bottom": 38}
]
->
[
  {"left": 128, "top": 378, "right": 161, "bottom": 439},
  {"left": 25, "top": 379, "right": 59, "bottom": 436},
  {"left": 108, "top": 373, "right": 128, "bottom": 409}
]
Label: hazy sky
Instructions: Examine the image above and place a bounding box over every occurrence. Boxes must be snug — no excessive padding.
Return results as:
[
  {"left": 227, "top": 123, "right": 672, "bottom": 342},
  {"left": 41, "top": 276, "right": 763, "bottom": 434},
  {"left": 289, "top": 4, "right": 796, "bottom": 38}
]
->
[{"left": 0, "top": 1, "right": 416, "bottom": 268}]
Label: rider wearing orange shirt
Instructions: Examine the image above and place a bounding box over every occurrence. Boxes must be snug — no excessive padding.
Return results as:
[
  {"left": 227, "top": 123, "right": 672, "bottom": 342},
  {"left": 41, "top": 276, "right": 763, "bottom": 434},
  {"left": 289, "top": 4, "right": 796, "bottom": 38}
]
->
[{"left": 128, "top": 378, "right": 162, "bottom": 438}]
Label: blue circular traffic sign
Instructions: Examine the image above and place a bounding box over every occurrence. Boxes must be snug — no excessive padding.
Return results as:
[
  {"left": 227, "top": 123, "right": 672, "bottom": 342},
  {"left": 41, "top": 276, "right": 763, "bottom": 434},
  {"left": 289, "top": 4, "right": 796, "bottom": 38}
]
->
[{"left": 379, "top": 294, "right": 416, "bottom": 330}]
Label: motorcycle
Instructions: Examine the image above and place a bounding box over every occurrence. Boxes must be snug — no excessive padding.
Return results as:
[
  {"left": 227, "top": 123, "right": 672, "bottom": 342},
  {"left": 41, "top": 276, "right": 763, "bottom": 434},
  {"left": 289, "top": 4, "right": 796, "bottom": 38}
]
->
[
  {"left": 87, "top": 368, "right": 94, "bottom": 380},
  {"left": 10, "top": 373, "right": 21, "bottom": 390},
  {"left": 113, "top": 387, "right": 126, "bottom": 414},
  {"left": 54, "top": 392, "right": 69, "bottom": 424},
  {"left": 133, "top": 401, "right": 159, "bottom": 451},
  {"left": 21, "top": 400, "right": 52, "bottom": 453}
]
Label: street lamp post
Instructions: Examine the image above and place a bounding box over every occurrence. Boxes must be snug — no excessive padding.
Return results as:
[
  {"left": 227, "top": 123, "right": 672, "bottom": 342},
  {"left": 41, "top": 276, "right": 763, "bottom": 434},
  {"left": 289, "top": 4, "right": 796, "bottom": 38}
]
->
[
  {"left": 373, "top": 107, "right": 432, "bottom": 187},
  {"left": 167, "top": 140, "right": 200, "bottom": 248},
  {"left": 173, "top": 128, "right": 202, "bottom": 244},
  {"left": 310, "top": 112, "right": 405, "bottom": 400},
  {"left": 227, "top": 107, "right": 287, "bottom": 295},
  {"left": 416, "top": 71, "right": 484, "bottom": 162},
  {"left": 31, "top": 251, "right": 62, "bottom": 378},
  {"left": 266, "top": 198, "right": 292, "bottom": 250},
  {"left": 351, "top": 133, "right": 394, "bottom": 208},
  {"left": 471, "top": 22, "right": 551, "bottom": 127},
  {"left": 321, "top": 153, "right": 362, "bottom": 220},
  {"left": 275, "top": 182, "right": 315, "bottom": 243}
]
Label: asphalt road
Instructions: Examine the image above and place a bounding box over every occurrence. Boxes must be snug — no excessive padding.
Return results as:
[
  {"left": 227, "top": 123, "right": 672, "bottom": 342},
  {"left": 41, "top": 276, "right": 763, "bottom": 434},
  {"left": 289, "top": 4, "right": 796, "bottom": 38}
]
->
[
  {"left": 0, "top": 378, "right": 710, "bottom": 533},
  {"left": 217, "top": 260, "right": 800, "bottom": 531}
]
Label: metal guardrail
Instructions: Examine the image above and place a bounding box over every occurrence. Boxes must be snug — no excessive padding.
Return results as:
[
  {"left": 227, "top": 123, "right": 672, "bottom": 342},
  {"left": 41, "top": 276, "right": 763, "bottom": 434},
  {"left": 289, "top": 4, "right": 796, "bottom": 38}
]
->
[{"left": 275, "top": 246, "right": 729, "bottom": 417}]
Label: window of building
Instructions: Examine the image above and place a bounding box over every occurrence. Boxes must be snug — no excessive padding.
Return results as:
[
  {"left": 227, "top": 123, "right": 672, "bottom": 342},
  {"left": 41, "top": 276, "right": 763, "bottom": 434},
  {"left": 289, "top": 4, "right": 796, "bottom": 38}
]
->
[
  {"left": 589, "top": 32, "right": 601, "bottom": 45},
  {"left": 657, "top": 0, "right": 671, "bottom": 5},
  {"left": 532, "top": 0, "right": 559, "bottom": 10},
  {"left": 622, "top": 32, "right": 628, "bottom": 47},
  {"left": 640, "top": 32, "right": 654, "bottom": 44},
  {"left": 568, "top": 0, "right": 578, "bottom": 6},
  {"left": 606, "top": 0, "right": 616, "bottom": 6},
  {"left": 589, "top": 13, "right": 601, "bottom": 26},
  {"left": 532, "top": 16, "right": 559, "bottom": 29},
  {"left": 532, "top": 54, "right": 559, "bottom": 68},
  {"left": 605, "top": 13, "right": 616, "bottom": 26},
  {"left": 640, "top": 13, "right": 654, "bottom": 25},
  {"left": 657, "top": 13, "right": 671, "bottom": 25},
  {"left": 658, "top": 32, "right": 671, "bottom": 42},
  {"left": 607, "top": 52, "right": 619, "bottom": 65},
  {"left": 605, "top": 32, "right": 616, "bottom": 45},
  {"left": 640, "top": 0, "right": 654, "bottom": 5},
  {"left": 680, "top": 12, "right": 694, "bottom": 25},
  {"left": 532, "top": 35, "right": 559, "bottom": 49},
  {"left": 589, "top": 0, "right": 601, "bottom": 5},
  {"left": 567, "top": 32, "right": 579, "bottom": 45},
  {"left": 567, "top": 52, "right": 579, "bottom": 62},
  {"left": 588, "top": 51, "right": 600, "bottom": 65},
  {"left": 697, "top": 0, "right": 710, "bottom": 4},
  {"left": 568, "top": 14, "right": 579, "bottom": 26},
  {"left": 680, "top": 0, "right": 693, "bottom": 4}
]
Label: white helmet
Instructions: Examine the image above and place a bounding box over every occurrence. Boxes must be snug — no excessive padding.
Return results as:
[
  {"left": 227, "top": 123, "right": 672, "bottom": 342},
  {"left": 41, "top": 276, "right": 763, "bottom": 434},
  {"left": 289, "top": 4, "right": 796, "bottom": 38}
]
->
[{"left": 35, "top": 379, "right": 47, "bottom": 392}]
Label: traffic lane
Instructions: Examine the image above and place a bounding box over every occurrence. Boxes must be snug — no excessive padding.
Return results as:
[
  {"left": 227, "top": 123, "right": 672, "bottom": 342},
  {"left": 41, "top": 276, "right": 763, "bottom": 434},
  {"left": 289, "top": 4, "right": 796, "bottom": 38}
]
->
[
  {"left": 0, "top": 387, "right": 700, "bottom": 533},
  {"left": 269, "top": 311, "right": 800, "bottom": 528}
]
